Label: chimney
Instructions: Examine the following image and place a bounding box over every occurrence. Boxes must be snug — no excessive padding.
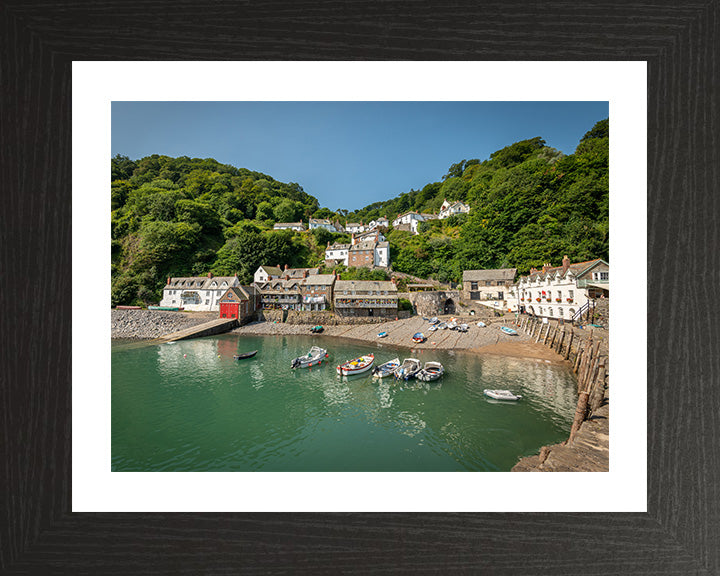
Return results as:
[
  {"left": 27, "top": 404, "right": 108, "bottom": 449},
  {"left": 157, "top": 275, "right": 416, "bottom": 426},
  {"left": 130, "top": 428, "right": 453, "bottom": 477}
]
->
[
  {"left": 304, "top": 270, "right": 309, "bottom": 278},
  {"left": 207, "top": 272, "right": 213, "bottom": 278},
  {"left": 276, "top": 264, "right": 281, "bottom": 270},
  {"left": 542, "top": 262, "right": 551, "bottom": 274},
  {"left": 530, "top": 267, "right": 538, "bottom": 275},
  {"left": 284, "top": 264, "right": 289, "bottom": 270},
  {"left": 562, "top": 255, "right": 571, "bottom": 274},
  {"left": 167, "top": 277, "right": 171, "bottom": 285}
]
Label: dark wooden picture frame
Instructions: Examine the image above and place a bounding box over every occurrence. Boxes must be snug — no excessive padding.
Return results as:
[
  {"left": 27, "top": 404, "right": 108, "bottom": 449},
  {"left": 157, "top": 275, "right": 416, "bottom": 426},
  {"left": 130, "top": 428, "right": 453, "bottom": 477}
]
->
[{"left": 2, "top": 2, "right": 717, "bottom": 573}]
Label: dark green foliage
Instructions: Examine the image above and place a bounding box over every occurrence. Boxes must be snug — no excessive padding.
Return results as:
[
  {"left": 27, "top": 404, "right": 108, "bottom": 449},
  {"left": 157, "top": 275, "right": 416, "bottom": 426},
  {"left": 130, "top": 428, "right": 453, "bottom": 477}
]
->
[
  {"left": 111, "top": 155, "right": 323, "bottom": 304},
  {"left": 398, "top": 298, "right": 413, "bottom": 312}
]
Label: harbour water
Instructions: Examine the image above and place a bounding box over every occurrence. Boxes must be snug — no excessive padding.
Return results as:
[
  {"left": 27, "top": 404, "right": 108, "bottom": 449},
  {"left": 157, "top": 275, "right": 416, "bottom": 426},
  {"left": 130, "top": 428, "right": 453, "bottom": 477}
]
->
[{"left": 112, "top": 334, "right": 578, "bottom": 472}]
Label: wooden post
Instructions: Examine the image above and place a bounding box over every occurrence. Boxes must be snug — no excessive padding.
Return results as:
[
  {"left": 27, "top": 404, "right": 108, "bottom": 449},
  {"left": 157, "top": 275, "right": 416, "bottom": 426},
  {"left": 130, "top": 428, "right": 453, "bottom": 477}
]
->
[
  {"left": 589, "top": 359, "right": 607, "bottom": 412},
  {"left": 564, "top": 330, "right": 574, "bottom": 360},
  {"left": 573, "top": 340, "right": 585, "bottom": 373},
  {"left": 549, "top": 326, "right": 557, "bottom": 349},
  {"left": 556, "top": 329, "right": 565, "bottom": 355},
  {"left": 568, "top": 391, "right": 590, "bottom": 444}
]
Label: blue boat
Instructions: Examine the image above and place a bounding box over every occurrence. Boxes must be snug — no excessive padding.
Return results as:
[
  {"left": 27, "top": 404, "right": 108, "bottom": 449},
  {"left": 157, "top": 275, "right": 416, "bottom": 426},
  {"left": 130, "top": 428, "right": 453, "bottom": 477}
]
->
[
  {"left": 500, "top": 326, "right": 518, "bottom": 336},
  {"left": 411, "top": 332, "right": 426, "bottom": 343},
  {"left": 377, "top": 331, "right": 388, "bottom": 338}
]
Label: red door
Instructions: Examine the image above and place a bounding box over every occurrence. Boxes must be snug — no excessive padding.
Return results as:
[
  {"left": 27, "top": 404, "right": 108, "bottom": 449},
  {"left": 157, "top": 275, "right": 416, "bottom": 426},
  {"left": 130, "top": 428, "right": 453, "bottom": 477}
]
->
[{"left": 220, "top": 302, "right": 238, "bottom": 318}]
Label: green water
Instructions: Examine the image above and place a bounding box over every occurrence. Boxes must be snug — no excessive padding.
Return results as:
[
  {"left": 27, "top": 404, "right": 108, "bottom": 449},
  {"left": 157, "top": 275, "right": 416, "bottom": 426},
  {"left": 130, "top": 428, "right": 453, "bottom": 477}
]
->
[{"left": 112, "top": 334, "right": 578, "bottom": 472}]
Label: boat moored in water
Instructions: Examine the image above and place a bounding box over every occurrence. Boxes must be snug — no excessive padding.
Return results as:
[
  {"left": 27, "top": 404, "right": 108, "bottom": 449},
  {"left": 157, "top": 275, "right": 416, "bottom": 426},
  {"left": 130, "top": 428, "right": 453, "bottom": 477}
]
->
[
  {"left": 416, "top": 361, "right": 445, "bottom": 382},
  {"left": 337, "top": 354, "right": 375, "bottom": 376},
  {"left": 291, "top": 346, "right": 328, "bottom": 369},
  {"left": 484, "top": 389, "right": 522, "bottom": 401},
  {"left": 234, "top": 350, "right": 258, "bottom": 360},
  {"left": 395, "top": 358, "right": 421, "bottom": 380},
  {"left": 372, "top": 357, "right": 400, "bottom": 378}
]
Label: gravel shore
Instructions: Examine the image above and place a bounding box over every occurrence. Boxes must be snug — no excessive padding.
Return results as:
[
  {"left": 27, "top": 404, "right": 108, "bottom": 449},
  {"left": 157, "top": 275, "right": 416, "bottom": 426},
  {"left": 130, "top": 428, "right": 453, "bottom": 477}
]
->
[
  {"left": 112, "top": 310, "right": 217, "bottom": 339},
  {"left": 231, "top": 314, "right": 564, "bottom": 360}
]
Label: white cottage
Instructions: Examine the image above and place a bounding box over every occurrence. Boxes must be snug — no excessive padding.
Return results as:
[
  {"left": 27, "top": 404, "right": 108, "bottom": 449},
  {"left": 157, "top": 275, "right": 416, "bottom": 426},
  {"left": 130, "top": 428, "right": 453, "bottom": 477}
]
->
[
  {"left": 392, "top": 211, "right": 425, "bottom": 234},
  {"left": 160, "top": 273, "right": 241, "bottom": 312},
  {"left": 439, "top": 199, "right": 470, "bottom": 219}
]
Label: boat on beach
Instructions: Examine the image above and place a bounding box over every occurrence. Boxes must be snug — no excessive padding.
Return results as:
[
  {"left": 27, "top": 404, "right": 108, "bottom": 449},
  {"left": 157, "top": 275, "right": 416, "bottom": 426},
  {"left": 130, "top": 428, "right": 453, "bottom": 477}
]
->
[
  {"left": 337, "top": 354, "right": 375, "bottom": 376},
  {"left": 428, "top": 324, "right": 438, "bottom": 332},
  {"left": 411, "top": 332, "right": 426, "bottom": 343},
  {"left": 477, "top": 321, "right": 486, "bottom": 327},
  {"left": 484, "top": 389, "right": 522, "bottom": 401},
  {"left": 377, "top": 331, "right": 388, "bottom": 338},
  {"left": 291, "top": 346, "right": 328, "bottom": 369},
  {"left": 310, "top": 325, "right": 324, "bottom": 333},
  {"left": 395, "top": 358, "right": 421, "bottom": 380},
  {"left": 437, "top": 322, "right": 448, "bottom": 330},
  {"left": 500, "top": 326, "right": 518, "bottom": 336},
  {"left": 233, "top": 350, "right": 258, "bottom": 360},
  {"left": 429, "top": 317, "right": 439, "bottom": 324},
  {"left": 372, "top": 357, "right": 400, "bottom": 378},
  {"left": 457, "top": 323, "right": 469, "bottom": 332},
  {"left": 416, "top": 361, "right": 444, "bottom": 382}
]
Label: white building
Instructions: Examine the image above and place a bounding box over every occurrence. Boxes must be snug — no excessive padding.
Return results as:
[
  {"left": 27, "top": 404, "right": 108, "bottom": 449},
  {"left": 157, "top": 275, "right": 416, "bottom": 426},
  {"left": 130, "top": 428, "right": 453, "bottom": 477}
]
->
[
  {"left": 392, "top": 211, "right": 425, "bottom": 234},
  {"left": 439, "top": 199, "right": 470, "bottom": 219},
  {"left": 516, "top": 257, "right": 609, "bottom": 321},
  {"left": 353, "top": 229, "right": 385, "bottom": 244},
  {"left": 160, "top": 273, "right": 241, "bottom": 311},
  {"left": 324, "top": 243, "right": 351, "bottom": 266},
  {"left": 368, "top": 216, "right": 389, "bottom": 230},
  {"left": 345, "top": 222, "right": 365, "bottom": 234},
  {"left": 253, "top": 265, "right": 283, "bottom": 284},
  {"left": 273, "top": 221, "right": 305, "bottom": 231},
  {"left": 309, "top": 218, "right": 340, "bottom": 232}
]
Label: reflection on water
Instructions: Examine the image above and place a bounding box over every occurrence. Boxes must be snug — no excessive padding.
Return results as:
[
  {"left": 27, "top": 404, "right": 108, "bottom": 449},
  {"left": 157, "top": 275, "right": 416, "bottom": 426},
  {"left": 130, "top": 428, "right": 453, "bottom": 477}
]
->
[{"left": 112, "top": 334, "right": 579, "bottom": 472}]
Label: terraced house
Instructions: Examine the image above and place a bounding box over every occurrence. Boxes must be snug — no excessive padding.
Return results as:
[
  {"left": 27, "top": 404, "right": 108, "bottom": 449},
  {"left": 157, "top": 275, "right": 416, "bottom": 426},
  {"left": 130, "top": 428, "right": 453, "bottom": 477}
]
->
[
  {"left": 333, "top": 280, "right": 398, "bottom": 318},
  {"left": 516, "top": 257, "right": 609, "bottom": 322},
  {"left": 256, "top": 277, "right": 303, "bottom": 310},
  {"left": 462, "top": 268, "right": 517, "bottom": 311},
  {"left": 301, "top": 273, "right": 337, "bottom": 311}
]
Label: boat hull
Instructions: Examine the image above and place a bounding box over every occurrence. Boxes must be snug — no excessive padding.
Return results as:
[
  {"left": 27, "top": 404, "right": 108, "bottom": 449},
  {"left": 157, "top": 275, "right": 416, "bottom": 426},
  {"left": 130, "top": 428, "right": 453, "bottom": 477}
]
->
[
  {"left": 337, "top": 355, "right": 375, "bottom": 376},
  {"left": 483, "top": 389, "right": 522, "bottom": 401}
]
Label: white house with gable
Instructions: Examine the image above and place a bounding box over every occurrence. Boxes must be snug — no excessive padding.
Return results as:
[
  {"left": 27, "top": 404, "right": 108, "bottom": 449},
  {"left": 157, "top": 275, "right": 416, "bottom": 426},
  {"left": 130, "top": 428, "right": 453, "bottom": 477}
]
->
[
  {"left": 160, "top": 273, "right": 241, "bottom": 311},
  {"left": 439, "top": 199, "right": 470, "bottom": 219}
]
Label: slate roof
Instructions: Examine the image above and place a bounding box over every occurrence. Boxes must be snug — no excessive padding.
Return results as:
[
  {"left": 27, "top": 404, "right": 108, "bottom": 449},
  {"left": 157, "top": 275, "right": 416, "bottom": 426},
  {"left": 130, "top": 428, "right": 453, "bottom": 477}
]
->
[
  {"left": 462, "top": 268, "right": 517, "bottom": 282},
  {"left": 302, "top": 274, "right": 336, "bottom": 286},
  {"left": 334, "top": 280, "right": 398, "bottom": 295},
  {"left": 165, "top": 276, "right": 237, "bottom": 289}
]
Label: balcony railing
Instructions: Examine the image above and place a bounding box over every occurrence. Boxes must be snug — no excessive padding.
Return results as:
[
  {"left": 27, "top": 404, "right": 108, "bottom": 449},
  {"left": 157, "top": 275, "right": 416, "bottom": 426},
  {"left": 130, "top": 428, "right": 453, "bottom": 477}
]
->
[{"left": 334, "top": 300, "right": 397, "bottom": 308}]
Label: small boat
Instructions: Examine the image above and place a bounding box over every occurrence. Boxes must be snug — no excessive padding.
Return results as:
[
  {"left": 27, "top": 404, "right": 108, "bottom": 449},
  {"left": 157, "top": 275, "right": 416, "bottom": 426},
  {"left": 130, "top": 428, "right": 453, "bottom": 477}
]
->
[
  {"left": 233, "top": 350, "right": 258, "bottom": 360},
  {"left": 148, "top": 306, "right": 181, "bottom": 311},
  {"left": 457, "top": 323, "right": 469, "bottom": 333},
  {"left": 484, "top": 389, "right": 522, "bottom": 401},
  {"left": 429, "top": 317, "right": 439, "bottom": 324},
  {"left": 416, "top": 361, "right": 444, "bottom": 382},
  {"left": 437, "top": 322, "right": 448, "bottom": 330},
  {"left": 428, "top": 324, "right": 438, "bottom": 332},
  {"left": 395, "top": 358, "right": 421, "bottom": 380},
  {"left": 477, "top": 321, "right": 486, "bottom": 327},
  {"left": 337, "top": 354, "right": 375, "bottom": 376},
  {"left": 447, "top": 320, "right": 457, "bottom": 330},
  {"left": 500, "top": 326, "right": 518, "bottom": 336},
  {"left": 373, "top": 357, "right": 400, "bottom": 378},
  {"left": 291, "top": 346, "right": 328, "bottom": 369},
  {"left": 377, "top": 331, "right": 388, "bottom": 338},
  {"left": 310, "top": 325, "right": 324, "bottom": 333},
  {"left": 115, "top": 305, "right": 142, "bottom": 310},
  {"left": 412, "top": 332, "right": 426, "bottom": 343}
]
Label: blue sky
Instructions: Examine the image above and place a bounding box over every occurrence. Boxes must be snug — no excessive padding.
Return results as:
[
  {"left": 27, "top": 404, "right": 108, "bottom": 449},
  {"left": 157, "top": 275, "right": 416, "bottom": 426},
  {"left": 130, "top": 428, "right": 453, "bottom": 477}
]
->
[{"left": 112, "top": 101, "right": 608, "bottom": 212}]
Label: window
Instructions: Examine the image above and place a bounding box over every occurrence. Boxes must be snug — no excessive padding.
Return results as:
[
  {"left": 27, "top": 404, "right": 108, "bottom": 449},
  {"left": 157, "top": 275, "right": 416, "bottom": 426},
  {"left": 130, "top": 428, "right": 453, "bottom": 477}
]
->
[
  {"left": 470, "top": 282, "right": 478, "bottom": 290},
  {"left": 593, "top": 271, "right": 609, "bottom": 281},
  {"left": 485, "top": 280, "right": 492, "bottom": 286},
  {"left": 205, "top": 299, "right": 209, "bottom": 305},
  {"left": 569, "top": 290, "right": 574, "bottom": 299},
  {"left": 548, "top": 308, "right": 553, "bottom": 316}
]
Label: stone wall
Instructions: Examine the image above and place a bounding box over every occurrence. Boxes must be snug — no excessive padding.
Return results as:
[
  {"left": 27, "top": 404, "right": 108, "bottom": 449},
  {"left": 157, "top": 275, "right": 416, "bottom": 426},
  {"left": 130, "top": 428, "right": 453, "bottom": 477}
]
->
[
  {"left": 399, "top": 290, "right": 462, "bottom": 316},
  {"left": 285, "top": 310, "right": 390, "bottom": 325},
  {"left": 257, "top": 309, "right": 284, "bottom": 323},
  {"left": 593, "top": 298, "right": 609, "bottom": 327}
]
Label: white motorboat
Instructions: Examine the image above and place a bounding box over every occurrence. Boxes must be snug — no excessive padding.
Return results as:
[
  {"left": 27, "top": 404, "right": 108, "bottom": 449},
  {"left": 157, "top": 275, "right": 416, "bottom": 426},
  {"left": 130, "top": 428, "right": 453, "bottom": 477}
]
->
[
  {"left": 395, "top": 358, "right": 421, "bottom": 380},
  {"left": 438, "top": 322, "right": 448, "bottom": 330},
  {"left": 337, "top": 354, "right": 375, "bottom": 376},
  {"left": 291, "top": 346, "right": 328, "bottom": 369},
  {"left": 483, "top": 389, "right": 522, "bottom": 401},
  {"left": 457, "top": 323, "right": 469, "bottom": 332},
  {"left": 416, "top": 361, "right": 445, "bottom": 382},
  {"left": 372, "top": 357, "right": 400, "bottom": 378},
  {"left": 477, "top": 321, "right": 486, "bottom": 327},
  {"left": 429, "top": 317, "right": 439, "bottom": 324},
  {"left": 429, "top": 324, "right": 438, "bottom": 332}
]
